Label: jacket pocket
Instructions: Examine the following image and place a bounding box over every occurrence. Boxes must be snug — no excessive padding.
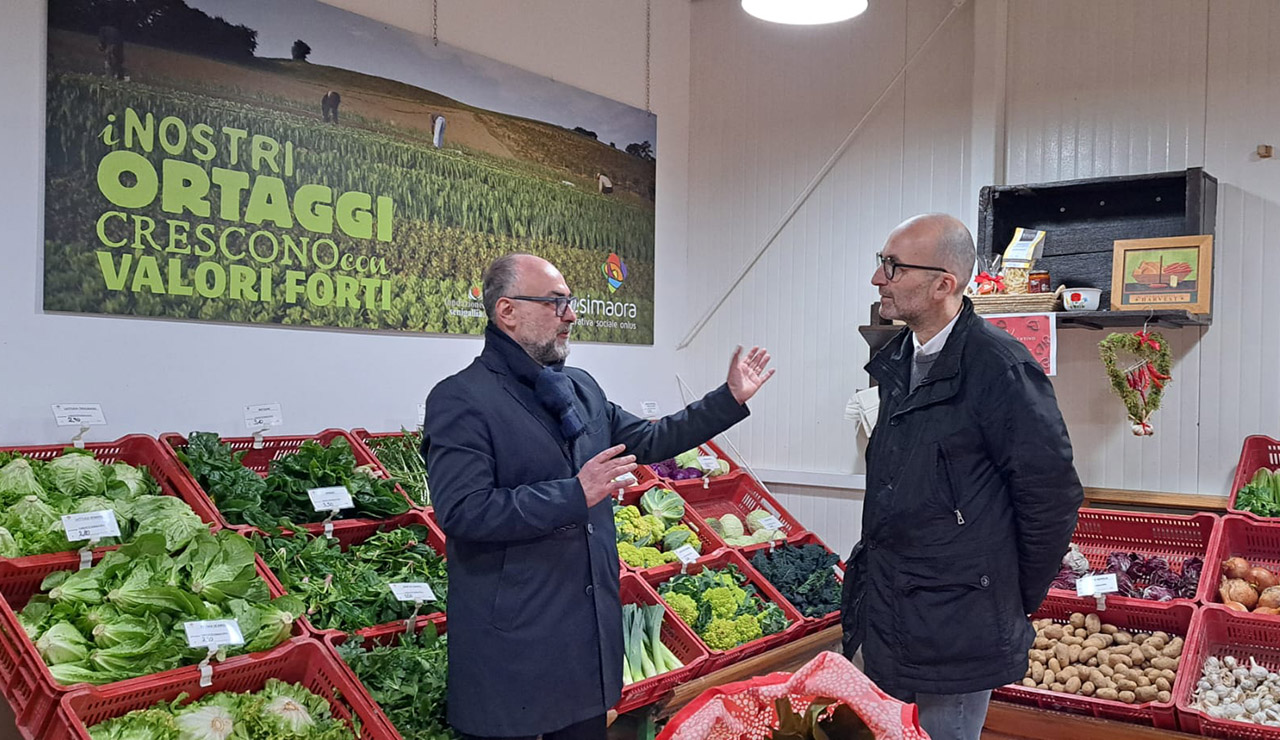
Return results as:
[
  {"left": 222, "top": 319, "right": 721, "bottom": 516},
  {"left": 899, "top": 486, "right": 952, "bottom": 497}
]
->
[
  {"left": 894, "top": 552, "right": 1002, "bottom": 667},
  {"left": 491, "top": 541, "right": 540, "bottom": 632}
]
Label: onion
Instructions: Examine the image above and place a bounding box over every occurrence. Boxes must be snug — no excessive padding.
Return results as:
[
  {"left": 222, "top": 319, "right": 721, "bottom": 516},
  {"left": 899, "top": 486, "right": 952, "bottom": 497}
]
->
[
  {"left": 1222, "top": 578, "right": 1260, "bottom": 609},
  {"left": 1248, "top": 567, "right": 1279, "bottom": 591},
  {"left": 1223, "top": 557, "right": 1252, "bottom": 580},
  {"left": 1224, "top": 600, "right": 1251, "bottom": 612},
  {"left": 1259, "top": 586, "right": 1280, "bottom": 610}
]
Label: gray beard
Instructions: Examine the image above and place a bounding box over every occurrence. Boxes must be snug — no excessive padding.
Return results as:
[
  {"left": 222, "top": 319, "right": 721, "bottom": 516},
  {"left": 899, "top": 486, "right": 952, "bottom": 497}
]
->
[{"left": 525, "top": 337, "right": 569, "bottom": 365}]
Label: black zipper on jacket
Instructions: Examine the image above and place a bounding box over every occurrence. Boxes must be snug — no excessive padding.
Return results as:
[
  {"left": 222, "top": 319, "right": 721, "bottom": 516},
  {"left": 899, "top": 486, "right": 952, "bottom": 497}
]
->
[{"left": 938, "top": 446, "right": 965, "bottom": 526}]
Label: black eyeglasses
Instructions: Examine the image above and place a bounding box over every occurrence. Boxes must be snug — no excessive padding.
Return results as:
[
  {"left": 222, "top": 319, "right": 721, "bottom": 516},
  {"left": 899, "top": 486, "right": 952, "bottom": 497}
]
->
[
  {"left": 509, "top": 295, "right": 575, "bottom": 317},
  {"left": 875, "top": 252, "right": 950, "bottom": 281}
]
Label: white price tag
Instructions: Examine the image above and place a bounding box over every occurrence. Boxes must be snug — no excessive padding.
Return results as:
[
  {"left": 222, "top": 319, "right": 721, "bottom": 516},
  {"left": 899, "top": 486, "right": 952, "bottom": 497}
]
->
[
  {"left": 1075, "top": 573, "right": 1119, "bottom": 598},
  {"left": 244, "top": 403, "right": 283, "bottom": 429},
  {"left": 308, "top": 486, "right": 354, "bottom": 512},
  {"left": 389, "top": 582, "right": 437, "bottom": 602},
  {"left": 417, "top": 401, "right": 427, "bottom": 426},
  {"left": 697, "top": 455, "right": 720, "bottom": 472},
  {"left": 61, "top": 510, "right": 121, "bottom": 542},
  {"left": 757, "top": 515, "right": 784, "bottom": 532},
  {"left": 640, "top": 401, "right": 661, "bottom": 419},
  {"left": 52, "top": 404, "right": 106, "bottom": 426},
  {"left": 673, "top": 545, "right": 699, "bottom": 565},
  {"left": 183, "top": 620, "right": 245, "bottom": 649}
]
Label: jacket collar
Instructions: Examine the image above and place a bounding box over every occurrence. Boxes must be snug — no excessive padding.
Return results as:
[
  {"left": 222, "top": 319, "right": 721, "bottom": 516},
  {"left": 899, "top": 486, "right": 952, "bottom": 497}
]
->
[
  {"left": 867, "top": 297, "right": 978, "bottom": 411},
  {"left": 479, "top": 325, "right": 573, "bottom": 459}
]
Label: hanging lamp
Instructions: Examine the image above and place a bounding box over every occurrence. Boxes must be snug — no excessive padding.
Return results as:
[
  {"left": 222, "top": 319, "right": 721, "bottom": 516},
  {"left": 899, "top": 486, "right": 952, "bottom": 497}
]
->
[{"left": 741, "top": 0, "right": 868, "bottom": 25}]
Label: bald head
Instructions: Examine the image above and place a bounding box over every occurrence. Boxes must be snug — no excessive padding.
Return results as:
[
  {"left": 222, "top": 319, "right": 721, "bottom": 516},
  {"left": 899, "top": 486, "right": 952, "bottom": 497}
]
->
[
  {"left": 890, "top": 214, "right": 977, "bottom": 296},
  {"left": 483, "top": 253, "right": 546, "bottom": 320}
]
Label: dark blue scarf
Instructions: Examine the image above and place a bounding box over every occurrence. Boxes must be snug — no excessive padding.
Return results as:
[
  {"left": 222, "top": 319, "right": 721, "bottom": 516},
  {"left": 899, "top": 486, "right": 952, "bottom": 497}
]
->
[{"left": 486, "top": 324, "right": 586, "bottom": 440}]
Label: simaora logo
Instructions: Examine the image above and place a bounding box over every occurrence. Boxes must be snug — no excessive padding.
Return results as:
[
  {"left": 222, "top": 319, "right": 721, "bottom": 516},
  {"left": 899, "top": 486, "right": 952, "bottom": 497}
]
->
[{"left": 601, "top": 253, "right": 628, "bottom": 293}]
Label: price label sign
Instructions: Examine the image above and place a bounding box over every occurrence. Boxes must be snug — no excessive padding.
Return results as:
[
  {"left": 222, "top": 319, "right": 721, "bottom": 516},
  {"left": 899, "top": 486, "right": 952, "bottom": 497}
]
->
[
  {"left": 640, "top": 401, "right": 661, "bottom": 419},
  {"left": 673, "top": 545, "right": 699, "bottom": 565},
  {"left": 389, "top": 582, "right": 437, "bottom": 602},
  {"left": 61, "top": 510, "right": 121, "bottom": 542},
  {"left": 183, "top": 620, "right": 245, "bottom": 650},
  {"left": 244, "top": 403, "right": 283, "bottom": 429},
  {"left": 308, "top": 486, "right": 354, "bottom": 512},
  {"left": 757, "top": 515, "right": 784, "bottom": 532},
  {"left": 52, "top": 404, "right": 106, "bottom": 427},
  {"left": 697, "top": 455, "right": 720, "bottom": 471},
  {"left": 417, "top": 401, "right": 427, "bottom": 426},
  {"left": 1075, "top": 573, "right": 1119, "bottom": 598}
]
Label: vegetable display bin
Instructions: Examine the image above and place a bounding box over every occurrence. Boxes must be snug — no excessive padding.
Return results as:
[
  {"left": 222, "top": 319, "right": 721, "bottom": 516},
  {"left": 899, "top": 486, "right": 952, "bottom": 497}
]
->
[
  {"left": 1049, "top": 508, "right": 1217, "bottom": 608},
  {"left": 615, "top": 573, "right": 711, "bottom": 713},
  {"left": 0, "top": 434, "right": 220, "bottom": 563},
  {"left": 0, "top": 547, "right": 301, "bottom": 740},
  {"left": 348, "top": 428, "right": 430, "bottom": 511},
  {"left": 615, "top": 484, "right": 727, "bottom": 575},
  {"left": 644, "top": 440, "right": 745, "bottom": 483},
  {"left": 678, "top": 475, "right": 808, "bottom": 545},
  {"left": 1227, "top": 436, "right": 1280, "bottom": 521},
  {"left": 641, "top": 549, "right": 804, "bottom": 676},
  {"left": 994, "top": 594, "right": 1193, "bottom": 729},
  {"left": 1199, "top": 515, "right": 1280, "bottom": 612},
  {"left": 1175, "top": 604, "right": 1280, "bottom": 738},
  {"left": 325, "top": 618, "right": 448, "bottom": 740},
  {"left": 253, "top": 510, "right": 447, "bottom": 638},
  {"left": 160, "top": 429, "right": 415, "bottom": 535},
  {"left": 50, "top": 637, "right": 393, "bottom": 740},
  {"left": 740, "top": 532, "right": 845, "bottom": 638}
]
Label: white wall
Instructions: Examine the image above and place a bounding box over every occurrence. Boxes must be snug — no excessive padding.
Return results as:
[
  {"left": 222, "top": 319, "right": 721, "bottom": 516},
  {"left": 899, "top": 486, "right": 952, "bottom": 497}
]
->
[
  {"left": 0, "top": 0, "right": 693, "bottom": 446},
  {"left": 680, "top": 0, "right": 1280, "bottom": 559}
]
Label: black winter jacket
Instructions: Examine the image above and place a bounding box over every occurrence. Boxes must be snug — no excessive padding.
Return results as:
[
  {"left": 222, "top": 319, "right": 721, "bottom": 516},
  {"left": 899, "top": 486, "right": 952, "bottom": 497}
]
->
[{"left": 841, "top": 298, "right": 1083, "bottom": 700}]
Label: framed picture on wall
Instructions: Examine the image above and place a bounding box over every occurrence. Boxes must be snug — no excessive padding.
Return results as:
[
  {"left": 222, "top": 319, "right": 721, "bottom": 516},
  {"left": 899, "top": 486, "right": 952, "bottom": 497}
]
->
[{"left": 1110, "top": 235, "right": 1214, "bottom": 314}]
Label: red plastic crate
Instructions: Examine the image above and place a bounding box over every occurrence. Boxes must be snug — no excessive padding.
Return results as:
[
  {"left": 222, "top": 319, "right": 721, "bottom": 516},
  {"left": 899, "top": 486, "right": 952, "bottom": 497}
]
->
[
  {"left": 1048, "top": 508, "right": 1217, "bottom": 607},
  {"left": 0, "top": 435, "right": 220, "bottom": 561},
  {"left": 160, "top": 429, "right": 414, "bottom": 533},
  {"left": 253, "top": 510, "right": 447, "bottom": 637},
  {"left": 0, "top": 542, "right": 303, "bottom": 740},
  {"left": 53, "top": 638, "right": 393, "bottom": 740},
  {"left": 679, "top": 476, "right": 807, "bottom": 544},
  {"left": 642, "top": 549, "right": 804, "bottom": 676},
  {"left": 326, "top": 619, "right": 449, "bottom": 740},
  {"left": 1228, "top": 436, "right": 1280, "bottom": 520},
  {"left": 1199, "top": 515, "right": 1280, "bottom": 609},
  {"left": 616, "top": 573, "right": 710, "bottom": 713},
  {"left": 994, "top": 593, "right": 1194, "bottom": 729},
  {"left": 615, "top": 484, "right": 727, "bottom": 574},
  {"left": 740, "top": 532, "right": 845, "bottom": 637},
  {"left": 645, "top": 440, "right": 744, "bottom": 483},
  {"left": 348, "top": 428, "right": 430, "bottom": 510},
  {"left": 1176, "top": 605, "right": 1280, "bottom": 738}
]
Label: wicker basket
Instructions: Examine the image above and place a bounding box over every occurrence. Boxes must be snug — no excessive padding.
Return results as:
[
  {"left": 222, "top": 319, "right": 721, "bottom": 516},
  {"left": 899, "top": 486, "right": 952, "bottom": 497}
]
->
[{"left": 970, "top": 285, "right": 1064, "bottom": 315}]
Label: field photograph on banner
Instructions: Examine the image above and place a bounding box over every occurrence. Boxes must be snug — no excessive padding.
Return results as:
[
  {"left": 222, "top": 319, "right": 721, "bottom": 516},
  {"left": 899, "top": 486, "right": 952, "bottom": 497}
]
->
[{"left": 43, "top": 0, "right": 657, "bottom": 344}]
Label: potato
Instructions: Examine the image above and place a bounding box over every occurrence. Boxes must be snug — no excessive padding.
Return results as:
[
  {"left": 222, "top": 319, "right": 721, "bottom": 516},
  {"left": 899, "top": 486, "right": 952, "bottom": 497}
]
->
[
  {"left": 1157, "top": 691, "right": 1172, "bottom": 703},
  {"left": 1151, "top": 631, "right": 1169, "bottom": 644},
  {"left": 1101, "top": 624, "right": 1118, "bottom": 635},
  {"left": 1113, "top": 631, "right": 1133, "bottom": 646},
  {"left": 1057, "top": 666, "right": 1078, "bottom": 681},
  {"left": 1155, "top": 677, "right": 1171, "bottom": 692},
  {"left": 1050, "top": 682, "right": 1065, "bottom": 693},
  {"left": 1116, "top": 679, "right": 1138, "bottom": 692},
  {"left": 1096, "top": 688, "right": 1119, "bottom": 701},
  {"left": 1140, "top": 644, "right": 1160, "bottom": 661},
  {"left": 1145, "top": 637, "right": 1167, "bottom": 652},
  {"left": 1109, "top": 653, "right": 1133, "bottom": 669},
  {"left": 1044, "top": 625, "right": 1065, "bottom": 640},
  {"left": 1083, "top": 637, "right": 1106, "bottom": 651},
  {"left": 1130, "top": 651, "right": 1146, "bottom": 667},
  {"left": 1160, "top": 669, "right": 1177, "bottom": 683},
  {"left": 1028, "top": 649, "right": 1049, "bottom": 664},
  {"left": 1049, "top": 658, "right": 1062, "bottom": 673},
  {"left": 1043, "top": 669, "right": 1056, "bottom": 686},
  {"left": 1135, "top": 685, "right": 1158, "bottom": 702},
  {"left": 1161, "top": 643, "right": 1182, "bottom": 658},
  {"left": 1069, "top": 613, "right": 1086, "bottom": 629},
  {"left": 1081, "top": 681, "right": 1096, "bottom": 696},
  {"left": 1099, "top": 664, "right": 1115, "bottom": 678},
  {"left": 1031, "top": 663, "right": 1045, "bottom": 683},
  {"left": 1144, "top": 667, "right": 1161, "bottom": 680},
  {"left": 1034, "top": 636, "right": 1052, "bottom": 650},
  {"left": 1074, "top": 628, "right": 1088, "bottom": 639},
  {"left": 1084, "top": 613, "right": 1101, "bottom": 634},
  {"left": 1089, "top": 669, "right": 1107, "bottom": 686},
  {"left": 1136, "top": 676, "right": 1152, "bottom": 688},
  {"left": 1064, "top": 676, "right": 1082, "bottom": 694},
  {"left": 1087, "top": 657, "right": 1099, "bottom": 667},
  {"left": 1134, "top": 633, "right": 1151, "bottom": 644},
  {"left": 1119, "top": 690, "right": 1137, "bottom": 704},
  {"left": 1054, "top": 643, "right": 1072, "bottom": 666},
  {"left": 1022, "top": 678, "right": 1037, "bottom": 688},
  {"left": 1061, "top": 635, "right": 1084, "bottom": 646},
  {"left": 1151, "top": 656, "right": 1177, "bottom": 672},
  {"left": 1097, "top": 633, "right": 1115, "bottom": 648}
]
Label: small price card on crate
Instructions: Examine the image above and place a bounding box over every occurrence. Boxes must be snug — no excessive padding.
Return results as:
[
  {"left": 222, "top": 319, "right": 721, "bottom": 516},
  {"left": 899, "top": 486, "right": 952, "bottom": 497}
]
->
[
  {"left": 308, "top": 485, "right": 354, "bottom": 512},
  {"left": 61, "top": 510, "right": 120, "bottom": 542},
  {"left": 183, "top": 619, "right": 245, "bottom": 650},
  {"left": 389, "top": 582, "right": 437, "bottom": 603}
]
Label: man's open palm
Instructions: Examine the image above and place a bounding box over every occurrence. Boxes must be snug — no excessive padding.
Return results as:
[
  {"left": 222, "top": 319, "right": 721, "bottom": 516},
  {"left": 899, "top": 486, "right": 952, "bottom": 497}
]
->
[{"left": 727, "top": 346, "right": 775, "bottom": 405}]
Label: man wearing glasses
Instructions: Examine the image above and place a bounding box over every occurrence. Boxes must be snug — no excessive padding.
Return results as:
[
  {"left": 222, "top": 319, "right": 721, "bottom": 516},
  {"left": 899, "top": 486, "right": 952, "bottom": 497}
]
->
[
  {"left": 841, "top": 214, "right": 1082, "bottom": 740},
  {"left": 423, "top": 253, "right": 774, "bottom": 740}
]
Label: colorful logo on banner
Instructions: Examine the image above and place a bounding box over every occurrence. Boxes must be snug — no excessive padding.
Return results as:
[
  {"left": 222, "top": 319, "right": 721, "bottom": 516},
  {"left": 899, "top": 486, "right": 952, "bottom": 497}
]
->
[{"left": 601, "top": 253, "right": 628, "bottom": 293}]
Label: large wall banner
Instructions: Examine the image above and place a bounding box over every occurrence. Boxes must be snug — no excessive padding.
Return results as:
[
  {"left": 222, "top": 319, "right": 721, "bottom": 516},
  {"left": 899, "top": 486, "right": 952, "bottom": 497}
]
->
[{"left": 44, "top": 0, "right": 657, "bottom": 344}]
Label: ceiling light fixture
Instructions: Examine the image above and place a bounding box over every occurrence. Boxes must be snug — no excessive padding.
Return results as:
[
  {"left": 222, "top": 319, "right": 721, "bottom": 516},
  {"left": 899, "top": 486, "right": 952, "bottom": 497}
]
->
[{"left": 741, "top": 0, "right": 868, "bottom": 25}]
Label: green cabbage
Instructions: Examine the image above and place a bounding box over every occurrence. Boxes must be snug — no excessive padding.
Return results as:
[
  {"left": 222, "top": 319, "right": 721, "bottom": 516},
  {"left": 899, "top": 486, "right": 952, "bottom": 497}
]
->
[
  {"left": 107, "top": 462, "right": 150, "bottom": 498},
  {"left": 0, "top": 458, "right": 46, "bottom": 501},
  {"left": 639, "top": 487, "right": 686, "bottom": 527},
  {"left": 129, "top": 495, "right": 206, "bottom": 551},
  {"left": 719, "top": 514, "right": 745, "bottom": 539},
  {"left": 0, "top": 526, "right": 19, "bottom": 558},
  {"left": 45, "top": 450, "right": 106, "bottom": 497},
  {"left": 175, "top": 704, "right": 237, "bottom": 740}
]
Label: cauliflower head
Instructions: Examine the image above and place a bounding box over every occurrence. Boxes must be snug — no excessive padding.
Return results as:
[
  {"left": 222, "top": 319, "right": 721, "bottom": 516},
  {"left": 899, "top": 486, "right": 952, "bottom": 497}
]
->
[
  {"left": 663, "top": 593, "right": 698, "bottom": 627},
  {"left": 700, "top": 617, "right": 742, "bottom": 651},
  {"left": 702, "top": 586, "right": 741, "bottom": 620},
  {"left": 734, "top": 614, "right": 763, "bottom": 644}
]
